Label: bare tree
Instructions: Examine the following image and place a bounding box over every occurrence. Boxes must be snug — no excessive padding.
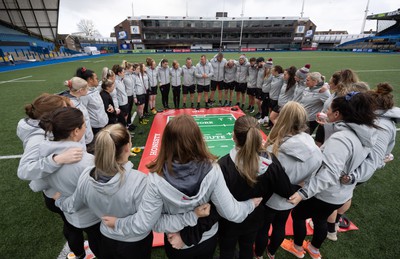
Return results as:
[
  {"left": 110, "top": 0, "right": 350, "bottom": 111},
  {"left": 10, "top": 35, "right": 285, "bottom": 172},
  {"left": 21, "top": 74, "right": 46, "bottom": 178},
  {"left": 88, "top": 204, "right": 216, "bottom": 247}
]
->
[{"left": 77, "top": 19, "right": 102, "bottom": 37}]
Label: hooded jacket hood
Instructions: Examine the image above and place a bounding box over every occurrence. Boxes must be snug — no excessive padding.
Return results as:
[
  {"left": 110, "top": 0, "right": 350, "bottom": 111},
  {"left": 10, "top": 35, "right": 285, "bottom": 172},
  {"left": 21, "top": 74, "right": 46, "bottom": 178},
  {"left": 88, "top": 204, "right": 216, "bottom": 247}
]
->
[
  {"left": 278, "top": 133, "right": 321, "bottom": 162},
  {"left": 229, "top": 147, "right": 272, "bottom": 176},
  {"left": 331, "top": 121, "right": 376, "bottom": 148},
  {"left": 377, "top": 107, "right": 400, "bottom": 122},
  {"left": 163, "top": 160, "right": 212, "bottom": 197},
  {"left": 17, "top": 118, "right": 45, "bottom": 148},
  {"left": 89, "top": 161, "right": 134, "bottom": 196}
]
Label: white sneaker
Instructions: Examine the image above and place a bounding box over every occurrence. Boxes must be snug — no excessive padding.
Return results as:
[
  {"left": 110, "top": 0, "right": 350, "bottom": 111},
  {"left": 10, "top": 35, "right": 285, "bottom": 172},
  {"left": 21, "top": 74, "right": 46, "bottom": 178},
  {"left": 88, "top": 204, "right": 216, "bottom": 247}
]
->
[
  {"left": 327, "top": 231, "right": 338, "bottom": 241},
  {"left": 307, "top": 218, "right": 314, "bottom": 229},
  {"left": 258, "top": 118, "right": 266, "bottom": 124}
]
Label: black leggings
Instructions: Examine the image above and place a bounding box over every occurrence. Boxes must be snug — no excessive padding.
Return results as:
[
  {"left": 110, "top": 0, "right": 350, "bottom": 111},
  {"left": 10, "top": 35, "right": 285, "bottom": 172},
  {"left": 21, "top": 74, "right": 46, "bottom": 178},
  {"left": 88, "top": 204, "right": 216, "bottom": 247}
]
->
[
  {"left": 261, "top": 93, "right": 270, "bottom": 118},
  {"left": 254, "top": 206, "right": 291, "bottom": 256},
  {"left": 101, "top": 232, "right": 153, "bottom": 259},
  {"left": 43, "top": 194, "right": 102, "bottom": 258},
  {"left": 172, "top": 86, "right": 181, "bottom": 108},
  {"left": 219, "top": 228, "right": 258, "bottom": 259},
  {"left": 164, "top": 233, "right": 218, "bottom": 259},
  {"left": 160, "top": 83, "right": 171, "bottom": 108},
  {"left": 291, "top": 197, "right": 343, "bottom": 249}
]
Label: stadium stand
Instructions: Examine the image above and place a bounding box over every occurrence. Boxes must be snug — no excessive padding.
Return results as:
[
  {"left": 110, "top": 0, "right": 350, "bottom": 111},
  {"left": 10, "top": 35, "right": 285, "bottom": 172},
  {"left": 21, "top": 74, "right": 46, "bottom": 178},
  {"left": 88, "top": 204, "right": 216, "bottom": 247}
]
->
[{"left": 336, "top": 8, "right": 400, "bottom": 52}]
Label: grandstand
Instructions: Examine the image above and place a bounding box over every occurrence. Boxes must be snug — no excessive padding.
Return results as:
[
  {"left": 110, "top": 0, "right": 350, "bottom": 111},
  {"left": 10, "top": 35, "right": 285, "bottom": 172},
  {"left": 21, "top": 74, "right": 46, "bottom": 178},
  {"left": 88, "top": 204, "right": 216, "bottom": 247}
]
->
[
  {"left": 114, "top": 14, "right": 317, "bottom": 52},
  {"left": 336, "top": 8, "right": 400, "bottom": 52}
]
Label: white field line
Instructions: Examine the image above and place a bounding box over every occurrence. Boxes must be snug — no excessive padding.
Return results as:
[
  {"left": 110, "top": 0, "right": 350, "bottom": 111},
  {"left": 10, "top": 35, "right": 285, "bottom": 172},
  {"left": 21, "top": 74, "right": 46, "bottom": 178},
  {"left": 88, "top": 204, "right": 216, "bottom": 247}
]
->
[
  {"left": 4, "top": 80, "right": 46, "bottom": 83},
  {"left": 0, "top": 75, "right": 32, "bottom": 84},
  {"left": 93, "top": 59, "right": 105, "bottom": 63},
  {"left": 354, "top": 69, "right": 400, "bottom": 73}
]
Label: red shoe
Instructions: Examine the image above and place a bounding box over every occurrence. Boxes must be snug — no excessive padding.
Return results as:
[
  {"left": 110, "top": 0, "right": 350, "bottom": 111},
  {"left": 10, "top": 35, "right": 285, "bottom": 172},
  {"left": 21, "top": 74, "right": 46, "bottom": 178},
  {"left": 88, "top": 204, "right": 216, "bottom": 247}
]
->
[
  {"left": 280, "top": 239, "right": 305, "bottom": 258},
  {"left": 303, "top": 240, "right": 322, "bottom": 259}
]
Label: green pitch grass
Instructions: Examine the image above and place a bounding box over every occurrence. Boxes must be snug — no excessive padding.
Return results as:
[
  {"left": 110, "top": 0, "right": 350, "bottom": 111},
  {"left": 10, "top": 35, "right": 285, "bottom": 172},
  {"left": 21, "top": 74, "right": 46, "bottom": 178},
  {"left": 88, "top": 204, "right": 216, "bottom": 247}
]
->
[
  {"left": 169, "top": 114, "right": 236, "bottom": 157},
  {"left": 0, "top": 51, "right": 399, "bottom": 258}
]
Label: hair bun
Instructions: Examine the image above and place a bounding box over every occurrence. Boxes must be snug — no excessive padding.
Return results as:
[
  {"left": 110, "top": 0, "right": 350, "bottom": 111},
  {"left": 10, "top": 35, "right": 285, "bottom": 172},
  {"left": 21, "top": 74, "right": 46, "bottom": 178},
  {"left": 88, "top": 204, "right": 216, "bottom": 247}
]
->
[
  {"left": 305, "top": 64, "right": 311, "bottom": 69},
  {"left": 376, "top": 82, "right": 393, "bottom": 95}
]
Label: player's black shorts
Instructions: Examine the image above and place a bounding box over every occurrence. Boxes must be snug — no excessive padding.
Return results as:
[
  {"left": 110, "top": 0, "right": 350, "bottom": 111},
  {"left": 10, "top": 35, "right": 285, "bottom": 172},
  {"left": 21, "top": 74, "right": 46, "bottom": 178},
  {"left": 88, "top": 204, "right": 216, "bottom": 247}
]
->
[
  {"left": 148, "top": 86, "right": 158, "bottom": 95},
  {"left": 247, "top": 88, "right": 257, "bottom": 96},
  {"left": 182, "top": 85, "right": 196, "bottom": 94},
  {"left": 269, "top": 99, "right": 279, "bottom": 112},
  {"left": 256, "top": 89, "right": 263, "bottom": 100},
  {"left": 235, "top": 83, "right": 247, "bottom": 93},
  {"left": 135, "top": 94, "right": 146, "bottom": 105},
  {"left": 197, "top": 84, "right": 210, "bottom": 93},
  {"left": 211, "top": 80, "right": 224, "bottom": 91},
  {"left": 224, "top": 81, "right": 236, "bottom": 90}
]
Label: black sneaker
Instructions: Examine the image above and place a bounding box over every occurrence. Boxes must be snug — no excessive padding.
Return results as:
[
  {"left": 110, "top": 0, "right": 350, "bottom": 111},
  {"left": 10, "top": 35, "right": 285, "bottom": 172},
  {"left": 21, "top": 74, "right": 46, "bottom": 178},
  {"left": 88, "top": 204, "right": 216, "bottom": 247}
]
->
[
  {"left": 191, "top": 103, "right": 195, "bottom": 109},
  {"left": 245, "top": 105, "right": 251, "bottom": 111},
  {"left": 249, "top": 107, "right": 255, "bottom": 113},
  {"left": 219, "top": 101, "right": 223, "bottom": 107},
  {"left": 205, "top": 102, "right": 210, "bottom": 109},
  {"left": 128, "top": 124, "right": 137, "bottom": 131},
  {"left": 241, "top": 104, "right": 244, "bottom": 110},
  {"left": 235, "top": 102, "right": 240, "bottom": 106},
  {"left": 254, "top": 112, "right": 261, "bottom": 119},
  {"left": 196, "top": 103, "right": 200, "bottom": 110},
  {"left": 223, "top": 100, "right": 228, "bottom": 107},
  {"left": 182, "top": 103, "right": 186, "bottom": 109}
]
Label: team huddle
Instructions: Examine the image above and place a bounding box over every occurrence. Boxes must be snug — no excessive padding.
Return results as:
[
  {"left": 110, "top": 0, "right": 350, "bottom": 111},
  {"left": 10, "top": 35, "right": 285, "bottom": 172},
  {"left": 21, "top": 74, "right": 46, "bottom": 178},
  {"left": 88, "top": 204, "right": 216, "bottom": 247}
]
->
[{"left": 16, "top": 53, "right": 399, "bottom": 259}]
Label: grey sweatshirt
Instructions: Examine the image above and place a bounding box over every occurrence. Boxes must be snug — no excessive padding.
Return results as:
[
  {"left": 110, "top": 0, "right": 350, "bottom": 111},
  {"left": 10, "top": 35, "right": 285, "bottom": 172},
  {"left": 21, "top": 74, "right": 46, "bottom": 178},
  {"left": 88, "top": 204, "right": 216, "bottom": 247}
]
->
[
  {"left": 298, "top": 122, "right": 377, "bottom": 205},
  {"left": 113, "top": 162, "right": 255, "bottom": 249},
  {"left": 262, "top": 75, "right": 272, "bottom": 93},
  {"left": 224, "top": 65, "right": 237, "bottom": 83},
  {"left": 256, "top": 67, "right": 265, "bottom": 89},
  {"left": 113, "top": 75, "right": 128, "bottom": 106},
  {"left": 59, "top": 91, "right": 93, "bottom": 145},
  {"left": 123, "top": 71, "right": 135, "bottom": 97},
  {"left": 247, "top": 66, "right": 258, "bottom": 88},
  {"left": 170, "top": 67, "right": 183, "bottom": 87},
  {"left": 235, "top": 62, "right": 249, "bottom": 83},
  {"left": 269, "top": 74, "right": 284, "bottom": 100},
  {"left": 157, "top": 66, "right": 170, "bottom": 85},
  {"left": 277, "top": 81, "right": 296, "bottom": 107},
  {"left": 147, "top": 67, "right": 158, "bottom": 87},
  {"left": 17, "top": 118, "right": 61, "bottom": 196},
  {"left": 351, "top": 108, "right": 400, "bottom": 183},
  {"left": 292, "top": 81, "right": 306, "bottom": 103},
  {"left": 39, "top": 140, "right": 98, "bottom": 228},
  {"left": 56, "top": 162, "right": 155, "bottom": 242},
  {"left": 300, "top": 83, "right": 331, "bottom": 121},
  {"left": 195, "top": 62, "right": 214, "bottom": 86},
  {"left": 80, "top": 88, "right": 108, "bottom": 128},
  {"left": 133, "top": 73, "right": 148, "bottom": 97},
  {"left": 266, "top": 133, "right": 322, "bottom": 210},
  {"left": 182, "top": 65, "right": 196, "bottom": 86},
  {"left": 210, "top": 57, "right": 227, "bottom": 82}
]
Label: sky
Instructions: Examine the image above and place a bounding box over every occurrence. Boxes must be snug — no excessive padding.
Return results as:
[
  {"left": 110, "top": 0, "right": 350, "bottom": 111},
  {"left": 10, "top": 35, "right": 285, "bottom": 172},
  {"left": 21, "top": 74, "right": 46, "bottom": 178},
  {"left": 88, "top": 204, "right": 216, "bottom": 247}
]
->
[{"left": 58, "top": 0, "right": 399, "bottom": 37}]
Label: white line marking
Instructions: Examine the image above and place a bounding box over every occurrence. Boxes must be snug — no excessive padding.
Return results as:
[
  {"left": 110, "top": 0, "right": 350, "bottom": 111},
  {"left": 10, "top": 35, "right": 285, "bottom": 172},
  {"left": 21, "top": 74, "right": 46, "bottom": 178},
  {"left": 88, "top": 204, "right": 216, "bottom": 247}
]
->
[
  {"left": 0, "top": 155, "right": 22, "bottom": 160},
  {"left": 0, "top": 75, "right": 32, "bottom": 84},
  {"left": 4, "top": 80, "right": 46, "bottom": 83},
  {"left": 93, "top": 60, "right": 105, "bottom": 63},
  {"left": 354, "top": 69, "right": 400, "bottom": 73}
]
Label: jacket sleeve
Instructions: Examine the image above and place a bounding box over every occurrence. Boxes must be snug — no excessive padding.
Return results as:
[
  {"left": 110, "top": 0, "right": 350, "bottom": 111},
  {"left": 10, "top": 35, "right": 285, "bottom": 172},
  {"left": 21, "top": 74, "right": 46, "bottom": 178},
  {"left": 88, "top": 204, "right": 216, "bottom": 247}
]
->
[
  {"left": 255, "top": 154, "right": 298, "bottom": 200},
  {"left": 55, "top": 174, "right": 86, "bottom": 213},
  {"left": 194, "top": 65, "right": 203, "bottom": 79},
  {"left": 352, "top": 129, "right": 389, "bottom": 182},
  {"left": 111, "top": 88, "right": 119, "bottom": 109},
  {"left": 17, "top": 135, "right": 62, "bottom": 181},
  {"left": 112, "top": 175, "right": 198, "bottom": 236},
  {"left": 210, "top": 165, "right": 255, "bottom": 223},
  {"left": 152, "top": 211, "right": 198, "bottom": 233},
  {"left": 179, "top": 203, "right": 220, "bottom": 246},
  {"left": 298, "top": 135, "right": 350, "bottom": 199}
]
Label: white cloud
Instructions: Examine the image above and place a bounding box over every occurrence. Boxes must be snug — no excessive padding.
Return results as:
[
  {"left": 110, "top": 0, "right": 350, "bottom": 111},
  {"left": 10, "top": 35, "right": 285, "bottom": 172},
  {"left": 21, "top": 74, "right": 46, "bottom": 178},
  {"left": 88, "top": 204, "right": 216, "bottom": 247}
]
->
[{"left": 58, "top": 0, "right": 399, "bottom": 36}]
